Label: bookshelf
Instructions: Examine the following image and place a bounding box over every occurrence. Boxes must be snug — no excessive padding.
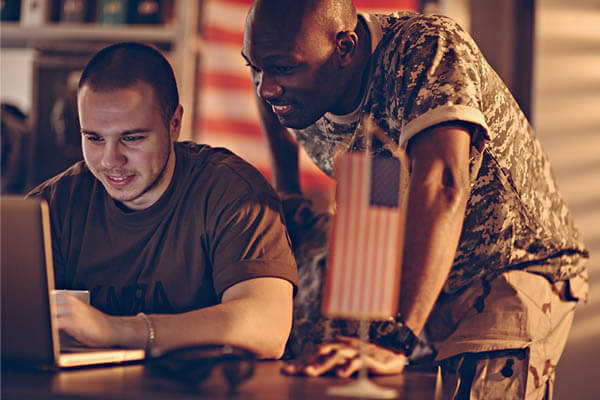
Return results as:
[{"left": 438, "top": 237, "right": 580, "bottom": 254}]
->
[
  {"left": 0, "top": 22, "right": 179, "bottom": 47},
  {"left": 0, "top": 0, "right": 201, "bottom": 141}
]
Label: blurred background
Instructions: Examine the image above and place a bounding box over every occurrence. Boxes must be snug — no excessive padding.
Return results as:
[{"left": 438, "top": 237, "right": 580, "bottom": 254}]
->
[{"left": 1, "top": 0, "right": 598, "bottom": 397}]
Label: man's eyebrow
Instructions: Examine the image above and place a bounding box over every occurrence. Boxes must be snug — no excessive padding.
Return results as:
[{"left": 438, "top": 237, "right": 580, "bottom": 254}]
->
[
  {"left": 120, "top": 129, "right": 152, "bottom": 135},
  {"left": 80, "top": 128, "right": 152, "bottom": 136}
]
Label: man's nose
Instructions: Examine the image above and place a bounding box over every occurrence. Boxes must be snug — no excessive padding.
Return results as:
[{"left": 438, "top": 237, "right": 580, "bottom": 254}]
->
[
  {"left": 100, "top": 142, "right": 126, "bottom": 170},
  {"left": 256, "top": 72, "right": 283, "bottom": 100}
]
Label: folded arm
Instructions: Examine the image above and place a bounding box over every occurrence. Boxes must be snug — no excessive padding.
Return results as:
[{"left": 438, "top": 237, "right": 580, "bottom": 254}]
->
[{"left": 56, "top": 276, "right": 294, "bottom": 359}]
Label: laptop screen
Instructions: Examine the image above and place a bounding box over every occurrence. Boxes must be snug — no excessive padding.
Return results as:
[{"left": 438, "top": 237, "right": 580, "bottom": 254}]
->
[{"left": 1, "top": 196, "right": 60, "bottom": 367}]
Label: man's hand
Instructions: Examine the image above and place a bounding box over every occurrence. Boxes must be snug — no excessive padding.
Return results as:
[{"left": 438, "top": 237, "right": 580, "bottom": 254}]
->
[
  {"left": 281, "top": 336, "right": 406, "bottom": 378},
  {"left": 54, "top": 292, "right": 119, "bottom": 348}
]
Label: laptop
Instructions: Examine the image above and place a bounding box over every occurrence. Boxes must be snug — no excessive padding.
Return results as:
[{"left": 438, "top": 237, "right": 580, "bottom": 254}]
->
[{"left": 1, "top": 196, "right": 145, "bottom": 368}]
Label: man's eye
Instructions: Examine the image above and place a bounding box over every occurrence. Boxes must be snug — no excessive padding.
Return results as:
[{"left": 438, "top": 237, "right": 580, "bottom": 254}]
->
[
  {"left": 84, "top": 134, "right": 103, "bottom": 142},
  {"left": 272, "top": 65, "right": 296, "bottom": 74},
  {"left": 122, "top": 136, "right": 144, "bottom": 142}
]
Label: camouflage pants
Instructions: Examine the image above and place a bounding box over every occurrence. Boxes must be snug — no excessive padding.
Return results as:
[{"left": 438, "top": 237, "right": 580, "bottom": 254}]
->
[
  {"left": 282, "top": 196, "right": 580, "bottom": 399},
  {"left": 429, "top": 270, "right": 578, "bottom": 400}
]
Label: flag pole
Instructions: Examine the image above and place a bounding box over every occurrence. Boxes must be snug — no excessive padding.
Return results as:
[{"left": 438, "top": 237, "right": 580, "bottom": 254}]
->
[
  {"left": 326, "top": 319, "right": 398, "bottom": 399},
  {"left": 358, "top": 319, "right": 368, "bottom": 382},
  {"left": 326, "top": 117, "right": 400, "bottom": 399}
]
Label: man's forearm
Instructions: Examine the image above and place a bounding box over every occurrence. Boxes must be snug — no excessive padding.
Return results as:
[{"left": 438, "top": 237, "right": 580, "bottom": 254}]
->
[
  {"left": 110, "top": 278, "right": 293, "bottom": 359},
  {"left": 149, "top": 295, "right": 291, "bottom": 358},
  {"left": 398, "top": 123, "right": 472, "bottom": 336},
  {"left": 399, "top": 178, "right": 469, "bottom": 336}
]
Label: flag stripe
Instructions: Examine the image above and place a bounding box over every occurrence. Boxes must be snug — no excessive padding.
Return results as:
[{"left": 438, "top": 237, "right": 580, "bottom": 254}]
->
[
  {"left": 349, "top": 153, "right": 369, "bottom": 313},
  {"left": 339, "top": 154, "right": 359, "bottom": 312},
  {"left": 199, "top": 71, "right": 254, "bottom": 91},
  {"left": 371, "top": 208, "right": 385, "bottom": 311},
  {"left": 199, "top": 117, "right": 262, "bottom": 138},
  {"left": 386, "top": 211, "right": 402, "bottom": 309},
  {"left": 360, "top": 207, "right": 377, "bottom": 313},
  {"left": 204, "top": 25, "right": 245, "bottom": 46}
]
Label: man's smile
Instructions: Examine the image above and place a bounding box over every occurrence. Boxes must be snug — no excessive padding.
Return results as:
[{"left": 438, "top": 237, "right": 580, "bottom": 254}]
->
[
  {"left": 104, "top": 173, "right": 135, "bottom": 188},
  {"left": 271, "top": 104, "right": 293, "bottom": 116}
]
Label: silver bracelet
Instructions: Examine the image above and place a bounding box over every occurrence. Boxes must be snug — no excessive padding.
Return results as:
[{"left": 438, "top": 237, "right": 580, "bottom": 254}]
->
[{"left": 137, "top": 312, "right": 155, "bottom": 354}]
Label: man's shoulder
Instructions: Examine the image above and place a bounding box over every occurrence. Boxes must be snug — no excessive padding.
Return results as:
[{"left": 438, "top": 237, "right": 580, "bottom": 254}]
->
[
  {"left": 176, "top": 141, "right": 278, "bottom": 199},
  {"left": 27, "top": 160, "right": 93, "bottom": 200},
  {"left": 371, "top": 11, "right": 473, "bottom": 63},
  {"left": 176, "top": 140, "right": 239, "bottom": 166},
  {"left": 374, "top": 11, "right": 464, "bottom": 36}
]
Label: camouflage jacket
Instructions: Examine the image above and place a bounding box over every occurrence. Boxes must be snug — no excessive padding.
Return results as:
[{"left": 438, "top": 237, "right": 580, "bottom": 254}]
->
[{"left": 290, "top": 12, "right": 589, "bottom": 295}]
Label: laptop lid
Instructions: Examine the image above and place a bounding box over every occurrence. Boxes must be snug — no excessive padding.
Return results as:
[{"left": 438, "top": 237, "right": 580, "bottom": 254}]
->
[
  {"left": 1, "top": 196, "right": 144, "bottom": 368},
  {"left": 1, "top": 196, "right": 60, "bottom": 367}
]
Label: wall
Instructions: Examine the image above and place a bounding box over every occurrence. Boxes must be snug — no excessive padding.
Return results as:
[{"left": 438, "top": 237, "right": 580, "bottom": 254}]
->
[{"left": 533, "top": 0, "right": 600, "bottom": 398}]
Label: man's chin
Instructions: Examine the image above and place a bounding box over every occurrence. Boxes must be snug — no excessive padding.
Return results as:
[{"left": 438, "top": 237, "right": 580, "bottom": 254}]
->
[
  {"left": 277, "top": 113, "right": 319, "bottom": 130},
  {"left": 102, "top": 185, "right": 138, "bottom": 203},
  {"left": 107, "top": 191, "right": 136, "bottom": 204}
]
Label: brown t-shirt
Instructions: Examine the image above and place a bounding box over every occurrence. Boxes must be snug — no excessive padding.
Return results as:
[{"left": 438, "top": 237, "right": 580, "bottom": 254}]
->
[{"left": 29, "top": 142, "right": 298, "bottom": 315}]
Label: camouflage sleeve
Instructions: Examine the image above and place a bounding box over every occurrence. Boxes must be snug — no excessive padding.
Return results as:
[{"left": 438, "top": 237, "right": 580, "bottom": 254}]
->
[{"left": 388, "top": 15, "right": 490, "bottom": 151}]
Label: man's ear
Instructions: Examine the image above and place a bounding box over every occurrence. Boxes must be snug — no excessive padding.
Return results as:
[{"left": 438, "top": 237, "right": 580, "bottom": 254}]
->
[
  {"left": 335, "top": 31, "right": 358, "bottom": 67},
  {"left": 169, "top": 104, "right": 183, "bottom": 141}
]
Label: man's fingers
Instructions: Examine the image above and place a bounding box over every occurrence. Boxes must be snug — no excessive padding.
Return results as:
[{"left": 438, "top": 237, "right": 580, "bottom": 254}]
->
[
  {"left": 364, "top": 353, "right": 407, "bottom": 375},
  {"left": 333, "top": 336, "right": 361, "bottom": 347},
  {"left": 281, "top": 362, "right": 300, "bottom": 375},
  {"left": 281, "top": 356, "right": 317, "bottom": 375},
  {"left": 282, "top": 343, "right": 360, "bottom": 377},
  {"left": 316, "top": 342, "right": 360, "bottom": 358},
  {"left": 303, "top": 349, "right": 356, "bottom": 377},
  {"left": 336, "top": 356, "right": 362, "bottom": 378},
  {"left": 281, "top": 346, "right": 337, "bottom": 375},
  {"left": 281, "top": 339, "right": 406, "bottom": 378}
]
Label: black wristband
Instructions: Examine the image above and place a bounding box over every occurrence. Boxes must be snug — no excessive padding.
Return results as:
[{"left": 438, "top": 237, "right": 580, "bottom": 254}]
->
[{"left": 370, "top": 315, "right": 417, "bottom": 357}]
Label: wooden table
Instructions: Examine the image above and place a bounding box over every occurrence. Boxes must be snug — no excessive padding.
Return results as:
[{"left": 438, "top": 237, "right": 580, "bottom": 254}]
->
[{"left": 2, "top": 361, "right": 439, "bottom": 399}]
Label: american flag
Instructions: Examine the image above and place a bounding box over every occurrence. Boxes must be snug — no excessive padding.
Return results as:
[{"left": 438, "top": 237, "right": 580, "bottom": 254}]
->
[{"left": 322, "top": 151, "right": 406, "bottom": 320}]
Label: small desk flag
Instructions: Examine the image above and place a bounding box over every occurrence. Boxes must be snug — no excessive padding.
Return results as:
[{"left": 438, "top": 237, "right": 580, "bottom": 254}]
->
[{"left": 323, "top": 151, "right": 406, "bottom": 320}]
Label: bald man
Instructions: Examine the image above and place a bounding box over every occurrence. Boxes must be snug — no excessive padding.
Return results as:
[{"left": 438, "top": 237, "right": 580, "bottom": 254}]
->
[{"left": 242, "top": 1, "right": 588, "bottom": 399}]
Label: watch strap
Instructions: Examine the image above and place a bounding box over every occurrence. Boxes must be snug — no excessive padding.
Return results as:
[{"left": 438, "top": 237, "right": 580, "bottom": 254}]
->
[{"left": 370, "top": 315, "right": 418, "bottom": 357}]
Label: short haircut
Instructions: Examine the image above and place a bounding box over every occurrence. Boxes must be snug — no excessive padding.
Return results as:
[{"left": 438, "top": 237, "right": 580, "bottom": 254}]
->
[{"left": 78, "top": 42, "right": 179, "bottom": 128}]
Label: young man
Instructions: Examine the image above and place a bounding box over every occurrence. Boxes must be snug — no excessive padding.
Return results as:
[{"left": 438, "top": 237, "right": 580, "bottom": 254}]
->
[
  {"left": 28, "top": 42, "right": 297, "bottom": 359},
  {"left": 242, "top": 0, "right": 589, "bottom": 397}
]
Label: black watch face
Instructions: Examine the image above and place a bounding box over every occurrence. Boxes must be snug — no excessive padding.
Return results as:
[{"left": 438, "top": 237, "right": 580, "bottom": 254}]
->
[{"left": 375, "top": 320, "right": 396, "bottom": 337}]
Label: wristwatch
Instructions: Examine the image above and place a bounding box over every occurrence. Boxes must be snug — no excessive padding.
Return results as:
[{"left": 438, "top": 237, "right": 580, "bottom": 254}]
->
[{"left": 370, "top": 315, "right": 418, "bottom": 357}]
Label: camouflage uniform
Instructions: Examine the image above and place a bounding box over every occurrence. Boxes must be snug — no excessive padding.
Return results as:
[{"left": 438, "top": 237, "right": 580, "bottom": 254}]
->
[{"left": 284, "top": 12, "right": 589, "bottom": 400}]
